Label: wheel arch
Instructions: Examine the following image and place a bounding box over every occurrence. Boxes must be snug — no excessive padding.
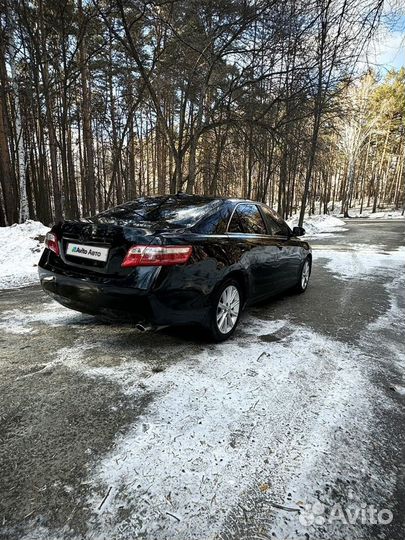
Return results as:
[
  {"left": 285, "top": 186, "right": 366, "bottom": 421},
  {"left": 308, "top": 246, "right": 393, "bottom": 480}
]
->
[
  {"left": 222, "top": 269, "right": 250, "bottom": 307},
  {"left": 306, "top": 252, "right": 312, "bottom": 272}
]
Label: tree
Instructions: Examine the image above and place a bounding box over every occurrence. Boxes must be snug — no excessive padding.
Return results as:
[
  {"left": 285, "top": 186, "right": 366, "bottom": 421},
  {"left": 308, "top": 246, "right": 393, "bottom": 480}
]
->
[{"left": 0, "top": 0, "right": 401, "bottom": 226}]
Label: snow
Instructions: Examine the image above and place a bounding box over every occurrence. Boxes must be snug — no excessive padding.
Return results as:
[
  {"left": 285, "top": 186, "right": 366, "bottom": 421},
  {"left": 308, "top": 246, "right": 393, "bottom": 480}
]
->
[
  {"left": 365, "top": 210, "right": 405, "bottom": 220},
  {"left": 2, "top": 226, "right": 402, "bottom": 539},
  {"left": 288, "top": 214, "right": 347, "bottom": 237},
  {"left": 70, "top": 318, "right": 372, "bottom": 540},
  {"left": 342, "top": 209, "right": 405, "bottom": 220},
  {"left": 1, "top": 297, "right": 378, "bottom": 540},
  {"left": 0, "top": 302, "right": 85, "bottom": 334},
  {"left": 313, "top": 245, "right": 405, "bottom": 281},
  {"left": 327, "top": 202, "right": 405, "bottom": 220},
  {"left": 0, "top": 220, "right": 48, "bottom": 289},
  {"left": 287, "top": 208, "right": 404, "bottom": 240}
]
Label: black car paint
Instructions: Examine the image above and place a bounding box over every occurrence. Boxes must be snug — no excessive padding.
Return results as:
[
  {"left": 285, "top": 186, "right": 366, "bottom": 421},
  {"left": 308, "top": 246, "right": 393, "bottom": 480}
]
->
[{"left": 38, "top": 196, "right": 311, "bottom": 328}]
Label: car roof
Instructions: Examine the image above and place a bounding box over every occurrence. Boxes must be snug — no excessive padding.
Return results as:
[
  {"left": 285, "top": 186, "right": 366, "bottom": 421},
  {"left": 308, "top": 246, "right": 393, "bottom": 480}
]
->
[
  {"left": 133, "top": 194, "right": 266, "bottom": 205},
  {"left": 226, "top": 198, "right": 265, "bottom": 205}
]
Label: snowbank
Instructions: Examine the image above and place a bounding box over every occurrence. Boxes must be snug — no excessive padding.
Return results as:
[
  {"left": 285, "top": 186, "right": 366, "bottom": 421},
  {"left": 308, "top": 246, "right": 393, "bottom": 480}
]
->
[
  {"left": 287, "top": 214, "right": 347, "bottom": 237},
  {"left": 0, "top": 220, "right": 49, "bottom": 289},
  {"left": 328, "top": 202, "right": 405, "bottom": 219}
]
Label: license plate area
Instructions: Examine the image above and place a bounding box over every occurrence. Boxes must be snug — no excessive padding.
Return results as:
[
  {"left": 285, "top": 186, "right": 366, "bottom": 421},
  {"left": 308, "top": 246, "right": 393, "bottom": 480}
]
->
[{"left": 66, "top": 242, "right": 109, "bottom": 262}]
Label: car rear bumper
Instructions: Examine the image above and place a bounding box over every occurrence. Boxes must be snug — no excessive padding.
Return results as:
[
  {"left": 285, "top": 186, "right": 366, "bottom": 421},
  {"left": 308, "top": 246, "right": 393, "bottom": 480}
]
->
[{"left": 38, "top": 266, "right": 210, "bottom": 327}]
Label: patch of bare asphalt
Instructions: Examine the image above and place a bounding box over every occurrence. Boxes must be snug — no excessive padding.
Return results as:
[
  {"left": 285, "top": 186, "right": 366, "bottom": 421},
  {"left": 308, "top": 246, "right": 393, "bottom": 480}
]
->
[
  {"left": 0, "top": 282, "right": 215, "bottom": 539},
  {"left": 0, "top": 367, "right": 152, "bottom": 539},
  {"left": 0, "top": 288, "right": 185, "bottom": 539},
  {"left": 252, "top": 264, "right": 391, "bottom": 346}
]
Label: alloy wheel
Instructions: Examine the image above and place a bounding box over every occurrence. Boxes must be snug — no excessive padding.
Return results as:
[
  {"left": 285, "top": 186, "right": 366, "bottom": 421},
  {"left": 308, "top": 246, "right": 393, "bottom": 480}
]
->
[
  {"left": 301, "top": 260, "right": 310, "bottom": 289},
  {"left": 216, "top": 285, "right": 240, "bottom": 334}
]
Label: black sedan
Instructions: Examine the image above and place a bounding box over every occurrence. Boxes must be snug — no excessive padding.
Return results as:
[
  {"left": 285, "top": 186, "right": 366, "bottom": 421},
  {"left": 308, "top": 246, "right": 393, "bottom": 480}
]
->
[{"left": 38, "top": 194, "right": 311, "bottom": 341}]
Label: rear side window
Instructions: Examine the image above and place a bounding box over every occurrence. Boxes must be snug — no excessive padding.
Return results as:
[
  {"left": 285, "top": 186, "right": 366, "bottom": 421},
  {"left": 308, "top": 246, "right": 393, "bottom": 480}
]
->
[
  {"left": 195, "top": 204, "right": 231, "bottom": 234},
  {"left": 260, "top": 206, "right": 290, "bottom": 236},
  {"left": 228, "top": 204, "right": 267, "bottom": 235}
]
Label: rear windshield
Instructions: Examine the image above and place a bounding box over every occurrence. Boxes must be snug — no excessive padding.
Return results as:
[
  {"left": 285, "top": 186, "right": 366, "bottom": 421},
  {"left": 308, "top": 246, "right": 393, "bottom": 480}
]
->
[{"left": 95, "top": 196, "right": 222, "bottom": 228}]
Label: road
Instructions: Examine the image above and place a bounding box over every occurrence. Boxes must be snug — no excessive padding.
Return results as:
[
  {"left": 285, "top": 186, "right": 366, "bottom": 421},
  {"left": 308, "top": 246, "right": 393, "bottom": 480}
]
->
[{"left": 0, "top": 220, "right": 404, "bottom": 540}]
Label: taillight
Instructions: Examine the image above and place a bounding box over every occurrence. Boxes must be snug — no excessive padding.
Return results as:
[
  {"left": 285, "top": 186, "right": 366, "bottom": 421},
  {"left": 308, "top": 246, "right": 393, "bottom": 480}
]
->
[
  {"left": 45, "top": 232, "right": 60, "bottom": 256},
  {"left": 122, "top": 245, "right": 192, "bottom": 267}
]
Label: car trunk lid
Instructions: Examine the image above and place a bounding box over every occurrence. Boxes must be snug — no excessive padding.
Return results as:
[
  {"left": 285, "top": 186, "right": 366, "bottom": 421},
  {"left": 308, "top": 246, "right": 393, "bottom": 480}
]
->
[{"left": 58, "top": 220, "right": 159, "bottom": 275}]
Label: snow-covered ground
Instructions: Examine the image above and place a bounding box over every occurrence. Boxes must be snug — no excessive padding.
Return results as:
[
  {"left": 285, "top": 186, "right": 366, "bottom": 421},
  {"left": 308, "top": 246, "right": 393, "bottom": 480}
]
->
[
  {"left": 0, "top": 301, "right": 90, "bottom": 335},
  {"left": 313, "top": 245, "right": 405, "bottom": 280},
  {"left": 0, "top": 220, "right": 48, "bottom": 289},
  {"left": 84, "top": 319, "right": 372, "bottom": 540},
  {"left": 327, "top": 202, "right": 405, "bottom": 220},
  {"left": 356, "top": 209, "right": 405, "bottom": 219},
  {"left": 288, "top": 214, "right": 347, "bottom": 237},
  {"left": 290, "top": 207, "right": 405, "bottom": 239}
]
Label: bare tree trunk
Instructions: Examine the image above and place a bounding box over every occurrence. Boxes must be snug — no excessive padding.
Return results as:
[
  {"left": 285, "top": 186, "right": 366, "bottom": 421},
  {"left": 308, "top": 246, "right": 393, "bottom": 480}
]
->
[
  {"left": 187, "top": 90, "right": 205, "bottom": 194},
  {"left": 359, "top": 136, "right": 371, "bottom": 214},
  {"left": 79, "top": 0, "right": 96, "bottom": 215},
  {"left": 8, "top": 15, "right": 29, "bottom": 222},
  {"left": 343, "top": 158, "right": 355, "bottom": 217},
  {"left": 37, "top": 0, "right": 62, "bottom": 221},
  {"left": 394, "top": 143, "right": 404, "bottom": 208},
  {"left": 0, "top": 42, "right": 17, "bottom": 224},
  {"left": 373, "top": 130, "right": 389, "bottom": 213}
]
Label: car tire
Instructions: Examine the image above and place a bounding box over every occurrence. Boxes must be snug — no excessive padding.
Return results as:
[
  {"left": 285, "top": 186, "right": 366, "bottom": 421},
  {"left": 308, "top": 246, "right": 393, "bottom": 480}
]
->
[
  {"left": 294, "top": 257, "right": 311, "bottom": 294},
  {"left": 206, "top": 279, "right": 242, "bottom": 342}
]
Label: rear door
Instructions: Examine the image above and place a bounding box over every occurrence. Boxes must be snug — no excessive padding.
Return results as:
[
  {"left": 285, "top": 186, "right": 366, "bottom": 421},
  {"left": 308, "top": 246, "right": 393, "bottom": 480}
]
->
[
  {"left": 259, "top": 205, "right": 302, "bottom": 288},
  {"left": 227, "top": 203, "right": 284, "bottom": 300}
]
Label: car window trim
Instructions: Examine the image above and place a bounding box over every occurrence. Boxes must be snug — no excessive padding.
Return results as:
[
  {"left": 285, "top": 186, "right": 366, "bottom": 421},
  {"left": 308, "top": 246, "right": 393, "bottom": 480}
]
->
[
  {"left": 226, "top": 202, "right": 244, "bottom": 234},
  {"left": 226, "top": 202, "right": 267, "bottom": 235},
  {"left": 257, "top": 204, "right": 275, "bottom": 236},
  {"left": 257, "top": 203, "right": 292, "bottom": 238}
]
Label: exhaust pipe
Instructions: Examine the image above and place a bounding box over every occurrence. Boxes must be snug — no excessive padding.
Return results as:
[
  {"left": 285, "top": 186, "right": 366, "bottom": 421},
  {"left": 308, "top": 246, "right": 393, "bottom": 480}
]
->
[
  {"left": 135, "top": 323, "right": 168, "bottom": 333},
  {"left": 135, "top": 323, "right": 155, "bottom": 333},
  {"left": 42, "top": 275, "right": 56, "bottom": 283}
]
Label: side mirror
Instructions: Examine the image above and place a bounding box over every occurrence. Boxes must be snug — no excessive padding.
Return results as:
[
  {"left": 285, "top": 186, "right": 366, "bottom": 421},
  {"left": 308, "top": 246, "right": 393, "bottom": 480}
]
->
[{"left": 292, "top": 226, "right": 305, "bottom": 237}]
